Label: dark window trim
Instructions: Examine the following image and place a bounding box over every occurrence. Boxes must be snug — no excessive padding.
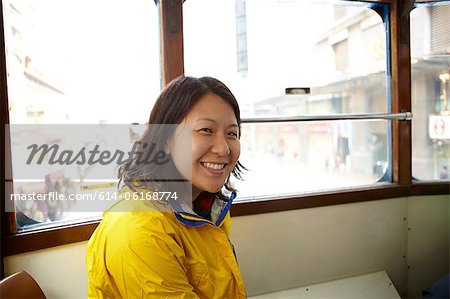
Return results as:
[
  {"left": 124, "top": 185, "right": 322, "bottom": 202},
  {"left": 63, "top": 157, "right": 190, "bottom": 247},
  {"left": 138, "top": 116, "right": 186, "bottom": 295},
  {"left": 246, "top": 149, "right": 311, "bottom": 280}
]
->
[
  {"left": 3, "top": 221, "right": 100, "bottom": 257},
  {"left": 390, "top": 0, "right": 413, "bottom": 185},
  {"left": 232, "top": 182, "right": 450, "bottom": 216},
  {"left": 410, "top": 181, "right": 450, "bottom": 196},
  {"left": 160, "top": 0, "right": 184, "bottom": 86},
  {"left": 1, "top": 0, "right": 8, "bottom": 278},
  {"left": 1, "top": 0, "right": 449, "bottom": 259}
]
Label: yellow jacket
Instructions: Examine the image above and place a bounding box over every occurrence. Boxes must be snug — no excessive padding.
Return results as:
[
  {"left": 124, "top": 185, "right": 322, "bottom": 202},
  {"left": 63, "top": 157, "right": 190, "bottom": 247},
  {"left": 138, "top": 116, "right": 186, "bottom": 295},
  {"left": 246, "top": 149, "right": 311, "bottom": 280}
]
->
[{"left": 86, "top": 188, "right": 246, "bottom": 298}]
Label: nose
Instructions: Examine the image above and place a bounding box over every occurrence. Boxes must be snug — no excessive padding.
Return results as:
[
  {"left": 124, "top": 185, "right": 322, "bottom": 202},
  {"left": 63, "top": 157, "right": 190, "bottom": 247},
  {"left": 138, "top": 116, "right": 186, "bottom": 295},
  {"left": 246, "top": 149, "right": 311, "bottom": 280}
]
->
[{"left": 211, "top": 134, "right": 231, "bottom": 157}]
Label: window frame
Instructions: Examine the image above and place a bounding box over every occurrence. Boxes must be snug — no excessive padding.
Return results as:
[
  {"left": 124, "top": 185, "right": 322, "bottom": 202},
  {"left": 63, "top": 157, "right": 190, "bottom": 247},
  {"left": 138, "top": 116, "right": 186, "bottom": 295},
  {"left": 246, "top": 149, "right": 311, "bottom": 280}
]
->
[
  {"left": 0, "top": 0, "right": 449, "bottom": 261},
  {"left": 1, "top": 0, "right": 10, "bottom": 277}
]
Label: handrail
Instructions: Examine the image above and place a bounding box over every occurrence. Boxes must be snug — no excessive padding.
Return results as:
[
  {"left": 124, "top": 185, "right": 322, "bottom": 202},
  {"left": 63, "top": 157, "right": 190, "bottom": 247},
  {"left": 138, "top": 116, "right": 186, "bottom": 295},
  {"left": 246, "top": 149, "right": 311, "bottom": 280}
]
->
[{"left": 241, "top": 112, "right": 412, "bottom": 123}]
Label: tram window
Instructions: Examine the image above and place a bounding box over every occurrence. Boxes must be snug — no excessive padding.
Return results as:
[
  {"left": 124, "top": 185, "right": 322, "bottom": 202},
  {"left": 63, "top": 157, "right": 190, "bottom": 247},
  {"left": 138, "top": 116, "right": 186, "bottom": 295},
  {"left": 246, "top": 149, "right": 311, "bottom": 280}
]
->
[
  {"left": 3, "top": 0, "right": 161, "bottom": 230},
  {"left": 184, "top": 0, "right": 390, "bottom": 200},
  {"left": 235, "top": 121, "right": 388, "bottom": 201},
  {"left": 411, "top": 3, "right": 450, "bottom": 181}
]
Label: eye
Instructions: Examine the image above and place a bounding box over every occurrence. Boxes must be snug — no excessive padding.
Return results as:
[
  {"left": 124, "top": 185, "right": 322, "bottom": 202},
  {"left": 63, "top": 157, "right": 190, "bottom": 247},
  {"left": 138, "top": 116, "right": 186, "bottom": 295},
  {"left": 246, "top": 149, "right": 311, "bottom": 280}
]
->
[
  {"left": 228, "top": 131, "right": 239, "bottom": 139},
  {"left": 198, "top": 128, "right": 213, "bottom": 134}
]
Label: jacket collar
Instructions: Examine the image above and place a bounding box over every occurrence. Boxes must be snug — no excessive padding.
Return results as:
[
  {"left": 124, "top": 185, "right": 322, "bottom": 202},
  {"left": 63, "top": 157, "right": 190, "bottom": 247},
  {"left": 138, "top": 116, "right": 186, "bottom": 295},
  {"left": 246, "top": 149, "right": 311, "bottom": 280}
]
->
[{"left": 170, "top": 191, "right": 236, "bottom": 227}]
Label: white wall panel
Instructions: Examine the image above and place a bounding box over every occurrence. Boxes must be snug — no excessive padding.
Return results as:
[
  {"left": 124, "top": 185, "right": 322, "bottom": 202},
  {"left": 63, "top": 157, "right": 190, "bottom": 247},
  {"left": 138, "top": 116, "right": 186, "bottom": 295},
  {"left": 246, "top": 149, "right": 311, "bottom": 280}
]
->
[
  {"left": 231, "top": 197, "right": 408, "bottom": 297},
  {"left": 4, "top": 241, "right": 88, "bottom": 299},
  {"left": 407, "top": 195, "right": 450, "bottom": 298}
]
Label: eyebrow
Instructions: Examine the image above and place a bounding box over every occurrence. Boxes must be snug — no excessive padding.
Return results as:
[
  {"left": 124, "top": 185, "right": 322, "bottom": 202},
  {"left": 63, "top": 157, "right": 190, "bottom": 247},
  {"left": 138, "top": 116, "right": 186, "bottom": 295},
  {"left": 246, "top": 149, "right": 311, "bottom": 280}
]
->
[{"left": 196, "top": 118, "right": 239, "bottom": 129}]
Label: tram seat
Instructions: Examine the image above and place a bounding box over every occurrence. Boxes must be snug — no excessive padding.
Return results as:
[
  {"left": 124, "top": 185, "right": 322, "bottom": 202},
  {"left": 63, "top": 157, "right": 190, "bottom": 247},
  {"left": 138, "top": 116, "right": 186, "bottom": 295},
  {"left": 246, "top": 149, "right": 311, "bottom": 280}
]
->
[
  {"left": 248, "top": 270, "right": 401, "bottom": 298},
  {"left": 0, "top": 270, "right": 46, "bottom": 299}
]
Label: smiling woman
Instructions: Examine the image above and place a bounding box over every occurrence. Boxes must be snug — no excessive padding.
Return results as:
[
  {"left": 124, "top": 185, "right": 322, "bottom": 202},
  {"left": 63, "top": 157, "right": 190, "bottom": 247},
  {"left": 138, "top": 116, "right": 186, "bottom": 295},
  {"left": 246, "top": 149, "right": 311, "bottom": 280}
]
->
[
  {"left": 170, "top": 93, "right": 241, "bottom": 199},
  {"left": 85, "top": 76, "right": 247, "bottom": 298}
]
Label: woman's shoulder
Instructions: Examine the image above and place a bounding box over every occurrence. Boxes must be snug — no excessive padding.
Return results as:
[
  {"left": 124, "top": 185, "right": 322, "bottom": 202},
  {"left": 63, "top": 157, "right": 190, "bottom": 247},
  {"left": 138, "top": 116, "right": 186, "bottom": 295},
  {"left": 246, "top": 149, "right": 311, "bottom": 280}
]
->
[
  {"left": 103, "top": 203, "right": 176, "bottom": 234},
  {"left": 89, "top": 187, "right": 180, "bottom": 244},
  {"left": 87, "top": 208, "right": 180, "bottom": 264}
]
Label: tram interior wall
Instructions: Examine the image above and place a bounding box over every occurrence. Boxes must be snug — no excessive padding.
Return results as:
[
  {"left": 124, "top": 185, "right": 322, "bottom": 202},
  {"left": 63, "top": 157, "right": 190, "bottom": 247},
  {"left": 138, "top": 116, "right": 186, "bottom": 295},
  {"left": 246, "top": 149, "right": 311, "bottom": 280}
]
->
[{"left": 4, "top": 194, "right": 449, "bottom": 298}]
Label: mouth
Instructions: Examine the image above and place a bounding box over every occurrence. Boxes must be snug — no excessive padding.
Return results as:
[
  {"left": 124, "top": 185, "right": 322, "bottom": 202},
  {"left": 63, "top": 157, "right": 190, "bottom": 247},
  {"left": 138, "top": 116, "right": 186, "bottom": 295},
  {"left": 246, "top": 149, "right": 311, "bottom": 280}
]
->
[{"left": 201, "top": 162, "right": 227, "bottom": 173}]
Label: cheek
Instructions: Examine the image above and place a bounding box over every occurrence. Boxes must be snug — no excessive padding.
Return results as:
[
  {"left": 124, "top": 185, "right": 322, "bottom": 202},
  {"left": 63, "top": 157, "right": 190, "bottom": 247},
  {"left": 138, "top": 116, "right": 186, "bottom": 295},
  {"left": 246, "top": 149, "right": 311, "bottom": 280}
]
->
[
  {"left": 171, "top": 147, "right": 192, "bottom": 180},
  {"left": 191, "top": 137, "right": 209, "bottom": 161},
  {"left": 169, "top": 128, "right": 193, "bottom": 179},
  {"left": 231, "top": 141, "right": 241, "bottom": 161}
]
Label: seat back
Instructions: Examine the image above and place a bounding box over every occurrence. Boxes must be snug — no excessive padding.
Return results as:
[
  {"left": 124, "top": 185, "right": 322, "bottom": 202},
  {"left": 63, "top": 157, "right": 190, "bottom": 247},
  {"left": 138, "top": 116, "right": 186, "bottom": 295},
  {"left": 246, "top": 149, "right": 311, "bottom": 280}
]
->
[{"left": 0, "top": 271, "right": 46, "bottom": 299}]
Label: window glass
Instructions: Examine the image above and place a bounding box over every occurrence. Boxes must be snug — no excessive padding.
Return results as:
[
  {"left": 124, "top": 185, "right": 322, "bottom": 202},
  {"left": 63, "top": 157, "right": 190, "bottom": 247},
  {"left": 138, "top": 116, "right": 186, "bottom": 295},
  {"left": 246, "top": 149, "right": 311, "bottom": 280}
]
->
[
  {"left": 3, "top": 0, "right": 161, "bottom": 229},
  {"left": 236, "top": 121, "right": 388, "bottom": 201},
  {"left": 184, "top": 0, "right": 389, "bottom": 199},
  {"left": 411, "top": 4, "right": 450, "bottom": 181}
]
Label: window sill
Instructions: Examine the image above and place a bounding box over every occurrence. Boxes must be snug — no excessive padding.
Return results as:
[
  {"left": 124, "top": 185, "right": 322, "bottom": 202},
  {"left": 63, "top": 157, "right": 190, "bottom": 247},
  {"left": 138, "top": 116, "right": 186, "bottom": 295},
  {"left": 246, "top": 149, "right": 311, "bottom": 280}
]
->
[
  {"left": 3, "top": 220, "right": 99, "bottom": 256},
  {"left": 3, "top": 182, "right": 449, "bottom": 256}
]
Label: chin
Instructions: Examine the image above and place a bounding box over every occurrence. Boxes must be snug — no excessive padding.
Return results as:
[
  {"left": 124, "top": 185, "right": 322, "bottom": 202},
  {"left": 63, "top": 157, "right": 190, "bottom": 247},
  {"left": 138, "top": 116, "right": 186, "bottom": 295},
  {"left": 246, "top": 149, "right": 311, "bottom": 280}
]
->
[
  {"left": 206, "top": 187, "right": 222, "bottom": 194},
  {"left": 201, "top": 184, "right": 224, "bottom": 194},
  {"left": 194, "top": 179, "right": 226, "bottom": 194}
]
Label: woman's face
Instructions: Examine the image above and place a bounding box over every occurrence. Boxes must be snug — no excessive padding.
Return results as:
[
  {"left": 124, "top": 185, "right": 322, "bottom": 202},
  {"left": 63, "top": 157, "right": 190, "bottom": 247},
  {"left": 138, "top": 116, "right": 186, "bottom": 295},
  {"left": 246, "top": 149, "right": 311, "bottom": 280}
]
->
[{"left": 168, "top": 92, "right": 240, "bottom": 199}]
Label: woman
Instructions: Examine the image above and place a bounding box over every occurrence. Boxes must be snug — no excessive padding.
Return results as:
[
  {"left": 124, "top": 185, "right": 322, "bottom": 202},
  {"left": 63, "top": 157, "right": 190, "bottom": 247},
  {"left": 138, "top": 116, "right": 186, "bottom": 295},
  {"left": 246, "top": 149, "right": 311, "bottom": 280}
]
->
[{"left": 86, "top": 76, "right": 246, "bottom": 298}]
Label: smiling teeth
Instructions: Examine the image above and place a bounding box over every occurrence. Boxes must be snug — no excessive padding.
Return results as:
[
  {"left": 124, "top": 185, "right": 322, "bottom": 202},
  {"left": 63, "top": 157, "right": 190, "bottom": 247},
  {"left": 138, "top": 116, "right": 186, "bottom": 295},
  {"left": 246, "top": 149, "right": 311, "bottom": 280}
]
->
[{"left": 203, "top": 163, "right": 225, "bottom": 170}]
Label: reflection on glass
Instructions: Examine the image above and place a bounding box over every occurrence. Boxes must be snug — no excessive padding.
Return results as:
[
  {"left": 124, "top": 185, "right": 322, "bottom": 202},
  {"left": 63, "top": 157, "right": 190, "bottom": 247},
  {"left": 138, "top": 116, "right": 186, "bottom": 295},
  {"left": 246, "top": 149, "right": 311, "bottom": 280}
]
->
[
  {"left": 3, "top": 0, "right": 161, "bottom": 229},
  {"left": 411, "top": 4, "right": 450, "bottom": 181}
]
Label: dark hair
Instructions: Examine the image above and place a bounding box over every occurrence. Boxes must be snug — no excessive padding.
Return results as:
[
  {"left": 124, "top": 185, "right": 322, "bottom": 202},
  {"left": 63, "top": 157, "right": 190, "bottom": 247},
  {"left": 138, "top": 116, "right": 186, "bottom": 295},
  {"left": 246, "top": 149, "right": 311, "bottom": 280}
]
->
[{"left": 118, "top": 75, "right": 245, "bottom": 196}]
